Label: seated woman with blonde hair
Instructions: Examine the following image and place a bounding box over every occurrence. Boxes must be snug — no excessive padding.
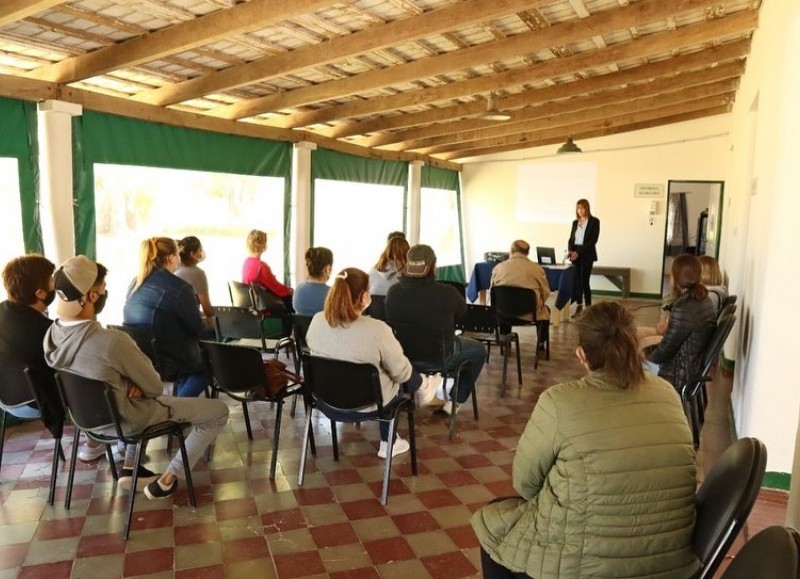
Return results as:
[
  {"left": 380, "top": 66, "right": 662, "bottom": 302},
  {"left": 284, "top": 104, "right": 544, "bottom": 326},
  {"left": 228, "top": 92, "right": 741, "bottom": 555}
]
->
[
  {"left": 306, "top": 267, "right": 441, "bottom": 459},
  {"left": 472, "top": 301, "right": 698, "bottom": 579},
  {"left": 369, "top": 236, "right": 410, "bottom": 296},
  {"left": 698, "top": 255, "right": 728, "bottom": 315}
]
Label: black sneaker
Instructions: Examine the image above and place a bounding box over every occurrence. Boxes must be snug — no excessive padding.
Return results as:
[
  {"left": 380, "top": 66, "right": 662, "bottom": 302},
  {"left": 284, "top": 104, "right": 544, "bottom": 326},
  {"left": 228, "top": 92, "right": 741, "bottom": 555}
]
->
[
  {"left": 144, "top": 478, "right": 178, "bottom": 500},
  {"left": 118, "top": 465, "right": 160, "bottom": 491}
]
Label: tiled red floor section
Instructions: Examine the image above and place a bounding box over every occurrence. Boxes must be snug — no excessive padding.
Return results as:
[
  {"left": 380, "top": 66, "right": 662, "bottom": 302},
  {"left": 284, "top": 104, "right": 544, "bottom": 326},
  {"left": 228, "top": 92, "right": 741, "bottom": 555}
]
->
[{"left": 0, "top": 298, "right": 788, "bottom": 577}]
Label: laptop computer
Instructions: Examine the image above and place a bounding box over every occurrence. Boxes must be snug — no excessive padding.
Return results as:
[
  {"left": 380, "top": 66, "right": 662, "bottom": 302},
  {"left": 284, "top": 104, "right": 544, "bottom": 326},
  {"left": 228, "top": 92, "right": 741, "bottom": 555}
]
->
[{"left": 536, "top": 246, "right": 557, "bottom": 265}]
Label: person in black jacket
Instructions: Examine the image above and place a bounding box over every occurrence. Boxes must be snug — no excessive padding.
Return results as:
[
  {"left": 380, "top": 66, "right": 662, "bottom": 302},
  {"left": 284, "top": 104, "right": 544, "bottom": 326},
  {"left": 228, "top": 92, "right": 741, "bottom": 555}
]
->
[
  {"left": 568, "top": 199, "right": 600, "bottom": 310},
  {"left": 646, "top": 254, "right": 716, "bottom": 388},
  {"left": 385, "top": 245, "right": 486, "bottom": 415}
]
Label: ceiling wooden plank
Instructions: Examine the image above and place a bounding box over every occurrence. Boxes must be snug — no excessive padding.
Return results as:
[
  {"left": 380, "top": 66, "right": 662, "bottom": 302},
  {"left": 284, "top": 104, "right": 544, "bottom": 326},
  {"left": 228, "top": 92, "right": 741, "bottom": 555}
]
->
[
  {"left": 133, "top": 0, "right": 559, "bottom": 107},
  {"left": 24, "top": 0, "right": 336, "bottom": 83},
  {"left": 384, "top": 74, "right": 740, "bottom": 151},
  {"left": 405, "top": 83, "right": 737, "bottom": 153},
  {"left": 0, "top": 1, "right": 65, "bottom": 27},
  {"left": 441, "top": 106, "right": 729, "bottom": 160},
  {"left": 208, "top": 0, "right": 728, "bottom": 120},
  {"left": 0, "top": 72, "right": 58, "bottom": 101},
  {"left": 430, "top": 96, "right": 730, "bottom": 157},
  {"left": 281, "top": 12, "right": 756, "bottom": 129},
  {"left": 334, "top": 41, "right": 749, "bottom": 140}
]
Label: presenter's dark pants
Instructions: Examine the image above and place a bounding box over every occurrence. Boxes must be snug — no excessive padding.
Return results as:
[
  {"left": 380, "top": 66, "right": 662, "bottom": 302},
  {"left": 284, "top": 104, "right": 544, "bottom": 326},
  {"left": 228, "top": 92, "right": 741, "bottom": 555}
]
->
[{"left": 572, "top": 256, "right": 594, "bottom": 306}]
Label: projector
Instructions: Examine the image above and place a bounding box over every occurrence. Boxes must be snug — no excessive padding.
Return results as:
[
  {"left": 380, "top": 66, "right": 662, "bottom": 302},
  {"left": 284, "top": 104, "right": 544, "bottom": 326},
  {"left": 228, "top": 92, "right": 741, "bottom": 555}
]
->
[{"left": 484, "top": 252, "right": 509, "bottom": 263}]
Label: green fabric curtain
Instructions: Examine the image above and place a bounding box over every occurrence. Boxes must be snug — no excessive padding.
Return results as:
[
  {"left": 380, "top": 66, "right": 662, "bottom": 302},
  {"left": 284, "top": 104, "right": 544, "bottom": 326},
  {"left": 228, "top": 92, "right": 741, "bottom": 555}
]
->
[
  {"left": 0, "top": 97, "right": 40, "bottom": 253},
  {"left": 72, "top": 111, "right": 291, "bottom": 259},
  {"left": 422, "top": 165, "right": 465, "bottom": 283}
]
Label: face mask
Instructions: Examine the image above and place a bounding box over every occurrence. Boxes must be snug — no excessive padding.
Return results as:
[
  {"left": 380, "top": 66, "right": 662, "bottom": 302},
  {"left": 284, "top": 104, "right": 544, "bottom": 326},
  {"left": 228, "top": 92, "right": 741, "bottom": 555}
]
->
[
  {"left": 42, "top": 289, "right": 56, "bottom": 307},
  {"left": 94, "top": 291, "right": 108, "bottom": 315}
]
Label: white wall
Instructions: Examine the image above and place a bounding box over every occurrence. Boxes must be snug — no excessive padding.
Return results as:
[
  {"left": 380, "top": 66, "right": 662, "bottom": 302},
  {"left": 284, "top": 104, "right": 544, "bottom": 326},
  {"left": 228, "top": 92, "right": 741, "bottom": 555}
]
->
[{"left": 461, "top": 115, "right": 730, "bottom": 297}]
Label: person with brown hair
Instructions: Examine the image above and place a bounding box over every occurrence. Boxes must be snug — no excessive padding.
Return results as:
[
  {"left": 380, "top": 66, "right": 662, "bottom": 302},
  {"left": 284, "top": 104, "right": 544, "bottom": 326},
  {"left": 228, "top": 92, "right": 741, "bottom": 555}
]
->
[
  {"left": 567, "top": 198, "right": 600, "bottom": 312},
  {"left": 293, "top": 246, "right": 333, "bottom": 316},
  {"left": 306, "top": 267, "right": 441, "bottom": 459},
  {"left": 471, "top": 302, "right": 698, "bottom": 579},
  {"left": 368, "top": 236, "right": 410, "bottom": 296},
  {"left": 175, "top": 236, "right": 213, "bottom": 319},
  {"left": 123, "top": 237, "right": 208, "bottom": 397},
  {"left": 645, "top": 253, "right": 716, "bottom": 387},
  {"left": 698, "top": 254, "right": 728, "bottom": 315}
]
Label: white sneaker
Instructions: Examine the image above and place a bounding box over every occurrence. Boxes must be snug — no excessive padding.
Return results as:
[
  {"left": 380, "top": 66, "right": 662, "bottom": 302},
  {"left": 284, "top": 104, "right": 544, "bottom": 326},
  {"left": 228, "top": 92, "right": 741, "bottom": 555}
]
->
[
  {"left": 77, "top": 442, "right": 106, "bottom": 462},
  {"left": 416, "top": 374, "right": 442, "bottom": 406},
  {"left": 442, "top": 401, "right": 461, "bottom": 416},
  {"left": 377, "top": 436, "right": 410, "bottom": 459}
]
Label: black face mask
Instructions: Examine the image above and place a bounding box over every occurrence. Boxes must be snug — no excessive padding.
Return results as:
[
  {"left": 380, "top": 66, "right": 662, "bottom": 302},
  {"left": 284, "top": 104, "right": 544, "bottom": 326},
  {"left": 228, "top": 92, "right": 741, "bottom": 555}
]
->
[
  {"left": 94, "top": 291, "right": 108, "bottom": 315},
  {"left": 42, "top": 289, "right": 56, "bottom": 307}
]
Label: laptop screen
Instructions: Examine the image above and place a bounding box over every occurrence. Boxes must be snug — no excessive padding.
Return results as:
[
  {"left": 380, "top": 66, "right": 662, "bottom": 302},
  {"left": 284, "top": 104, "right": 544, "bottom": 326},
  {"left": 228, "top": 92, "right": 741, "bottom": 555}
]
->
[{"left": 536, "top": 246, "right": 557, "bottom": 265}]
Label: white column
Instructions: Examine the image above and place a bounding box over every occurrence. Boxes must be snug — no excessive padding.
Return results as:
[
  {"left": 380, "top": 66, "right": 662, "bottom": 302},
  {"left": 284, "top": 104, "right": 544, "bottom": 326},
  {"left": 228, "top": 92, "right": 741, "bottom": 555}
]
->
[
  {"left": 408, "top": 160, "right": 424, "bottom": 244},
  {"left": 37, "top": 100, "right": 82, "bottom": 265},
  {"left": 291, "top": 141, "right": 316, "bottom": 286}
]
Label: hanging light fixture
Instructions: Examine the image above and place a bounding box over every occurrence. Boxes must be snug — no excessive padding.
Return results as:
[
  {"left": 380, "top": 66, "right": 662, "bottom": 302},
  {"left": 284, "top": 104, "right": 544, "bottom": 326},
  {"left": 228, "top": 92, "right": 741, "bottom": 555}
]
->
[
  {"left": 477, "top": 93, "right": 511, "bottom": 122},
  {"left": 557, "top": 136, "right": 582, "bottom": 154}
]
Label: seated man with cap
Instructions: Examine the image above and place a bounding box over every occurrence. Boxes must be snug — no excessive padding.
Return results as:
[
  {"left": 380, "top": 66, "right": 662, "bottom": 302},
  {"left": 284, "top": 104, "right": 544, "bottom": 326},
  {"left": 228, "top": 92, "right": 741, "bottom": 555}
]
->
[
  {"left": 490, "top": 239, "right": 551, "bottom": 335},
  {"left": 43, "top": 256, "right": 229, "bottom": 500},
  {"left": 385, "top": 244, "right": 486, "bottom": 415}
]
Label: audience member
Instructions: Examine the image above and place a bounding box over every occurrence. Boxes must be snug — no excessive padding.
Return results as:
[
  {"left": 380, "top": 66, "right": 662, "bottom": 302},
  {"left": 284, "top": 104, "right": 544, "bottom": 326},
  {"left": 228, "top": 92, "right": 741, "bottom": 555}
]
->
[
  {"left": 242, "top": 229, "right": 293, "bottom": 309},
  {"left": 123, "top": 237, "right": 208, "bottom": 397},
  {"left": 698, "top": 255, "right": 728, "bottom": 315},
  {"left": 386, "top": 231, "right": 406, "bottom": 241},
  {"left": 385, "top": 244, "right": 486, "bottom": 415},
  {"left": 471, "top": 302, "right": 698, "bottom": 579},
  {"left": 369, "top": 236, "right": 410, "bottom": 296},
  {"left": 0, "top": 255, "right": 64, "bottom": 439},
  {"left": 490, "top": 239, "right": 551, "bottom": 322},
  {"left": 44, "top": 256, "right": 228, "bottom": 498},
  {"left": 293, "top": 247, "right": 333, "bottom": 316},
  {"left": 306, "top": 267, "right": 441, "bottom": 458},
  {"left": 645, "top": 253, "right": 716, "bottom": 388},
  {"left": 175, "top": 236, "right": 212, "bottom": 319}
]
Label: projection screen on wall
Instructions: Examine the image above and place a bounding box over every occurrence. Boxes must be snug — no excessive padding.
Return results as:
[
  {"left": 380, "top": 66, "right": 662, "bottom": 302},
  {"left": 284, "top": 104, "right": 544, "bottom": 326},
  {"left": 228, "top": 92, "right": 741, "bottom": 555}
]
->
[{"left": 516, "top": 162, "right": 598, "bottom": 224}]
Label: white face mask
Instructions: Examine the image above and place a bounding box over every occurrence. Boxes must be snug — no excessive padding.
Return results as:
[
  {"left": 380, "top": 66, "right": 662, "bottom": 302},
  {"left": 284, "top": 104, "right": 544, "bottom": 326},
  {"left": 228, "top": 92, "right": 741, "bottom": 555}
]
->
[{"left": 361, "top": 292, "right": 371, "bottom": 312}]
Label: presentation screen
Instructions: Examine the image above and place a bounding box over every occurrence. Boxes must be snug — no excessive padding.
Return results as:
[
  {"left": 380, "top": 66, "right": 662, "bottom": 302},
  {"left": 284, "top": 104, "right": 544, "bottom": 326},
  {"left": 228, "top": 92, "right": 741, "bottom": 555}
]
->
[{"left": 516, "top": 162, "right": 597, "bottom": 224}]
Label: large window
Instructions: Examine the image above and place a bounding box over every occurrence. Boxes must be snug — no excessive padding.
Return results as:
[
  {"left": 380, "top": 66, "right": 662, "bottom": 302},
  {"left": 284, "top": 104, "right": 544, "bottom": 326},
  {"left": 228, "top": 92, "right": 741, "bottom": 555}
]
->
[
  {"left": 0, "top": 158, "right": 26, "bottom": 301},
  {"left": 94, "top": 163, "right": 285, "bottom": 325},
  {"left": 313, "top": 179, "right": 404, "bottom": 272},
  {"left": 420, "top": 187, "right": 461, "bottom": 266}
]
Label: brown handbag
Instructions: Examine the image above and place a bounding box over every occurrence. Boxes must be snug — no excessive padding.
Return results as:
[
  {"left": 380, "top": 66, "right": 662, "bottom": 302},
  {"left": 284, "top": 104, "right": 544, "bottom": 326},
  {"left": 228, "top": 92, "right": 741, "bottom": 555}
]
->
[{"left": 255, "top": 358, "right": 290, "bottom": 399}]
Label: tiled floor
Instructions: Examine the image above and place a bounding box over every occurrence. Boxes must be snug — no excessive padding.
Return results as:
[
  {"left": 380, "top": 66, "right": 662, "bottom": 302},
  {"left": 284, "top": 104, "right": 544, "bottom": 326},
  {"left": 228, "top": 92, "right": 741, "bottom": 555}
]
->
[{"left": 0, "top": 298, "right": 788, "bottom": 578}]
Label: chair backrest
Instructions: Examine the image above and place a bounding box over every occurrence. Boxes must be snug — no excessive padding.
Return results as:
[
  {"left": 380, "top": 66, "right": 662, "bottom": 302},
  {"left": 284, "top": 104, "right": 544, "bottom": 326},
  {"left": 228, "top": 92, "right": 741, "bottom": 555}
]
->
[
  {"left": 0, "top": 354, "right": 37, "bottom": 409},
  {"left": 439, "top": 280, "right": 466, "bottom": 300},
  {"left": 721, "top": 294, "right": 737, "bottom": 309},
  {"left": 292, "top": 314, "right": 313, "bottom": 353},
  {"left": 228, "top": 280, "right": 253, "bottom": 308},
  {"left": 491, "top": 285, "right": 538, "bottom": 324},
  {"left": 213, "top": 306, "right": 263, "bottom": 342},
  {"left": 720, "top": 525, "right": 800, "bottom": 579},
  {"left": 700, "top": 313, "right": 737, "bottom": 377},
  {"left": 55, "top": 370, "right": 119, "bottom": 434},
  {"left": 389, "top": 321, "right": 450, "bottom": 370},
  {"left": 199, "top": 340, "right": 266, "bottom": 394},
  {"left": 302, "top": 354, "right": 383, "bottom": 413},
  {"left": 456, "top": 304, "right": 498, "bottom": 334},
  {"left": 693, "top": 437, "right": 767, "bottom": 579},
  {"left": 717, "top": 302, "right": 737, "bottom": 324},
  {"left": 249, "top": 283, "right": 286, "bottom": 313},
  {"left": 365, "top": 294, "right": 387, "bottom": 321}
]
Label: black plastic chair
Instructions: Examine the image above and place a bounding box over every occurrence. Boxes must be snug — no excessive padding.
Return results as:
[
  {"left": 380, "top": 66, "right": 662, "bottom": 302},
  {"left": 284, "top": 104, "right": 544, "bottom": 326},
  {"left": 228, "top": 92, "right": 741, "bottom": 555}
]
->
[
  {"left": 55, "top": 369, "right": 196, "bottom": 539},
  {"left": 0, "top": 356, "right": 64, "bottom": 505},
  {"left": 389, "top": 322, "right": 476, "bottom": 440},
  {"left": 692, "top": 437, "right": 767, "bottom": 579},
  {"left": 291, "top": 314, "right": 314, "bottom": 376},
  {"left": 456, "top": 304, "right": 521, "bottom": 396},
  {"left": 717, "top": 301, "right": 737, "bottom": 324},
  {"left": 439, "top": 280, "right": 467, "bottom": 300},
  {"left": 249, "top": 283, "right": 292, "bottom": 340},
  {"left": 200, "top": 341, "right": 300, "bottom": 479},
  {"left": 228, "top": 280, "right": 253, "bottom": 308},
  {"left": 298, "top": 354, "right": 416, "bottom": 505},
  {"left": 721, "top": 525, "right": 800, "bottom": 579},
  {"left": 491, "top": 285, "right": 549, "bottom": 369},
  {"left": 364, "top": 294, "right": 387, "bottom": 321},
  {"left": 213, "top": 306, "right": 294, "bottom": 361}
]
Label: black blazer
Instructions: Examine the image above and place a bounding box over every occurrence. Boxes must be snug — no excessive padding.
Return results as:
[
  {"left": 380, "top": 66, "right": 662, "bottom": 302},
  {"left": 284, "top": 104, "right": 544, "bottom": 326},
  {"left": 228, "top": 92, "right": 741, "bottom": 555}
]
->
[{"left": 568, "top": 215, "right": 600, "bottom": 262}]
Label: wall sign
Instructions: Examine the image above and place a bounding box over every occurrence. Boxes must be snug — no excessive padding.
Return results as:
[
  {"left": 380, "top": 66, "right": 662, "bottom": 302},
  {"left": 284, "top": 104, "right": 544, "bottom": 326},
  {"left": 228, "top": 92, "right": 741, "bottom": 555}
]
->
[{"left": 634, "top": 183, "right": 664, "bottom": 198}]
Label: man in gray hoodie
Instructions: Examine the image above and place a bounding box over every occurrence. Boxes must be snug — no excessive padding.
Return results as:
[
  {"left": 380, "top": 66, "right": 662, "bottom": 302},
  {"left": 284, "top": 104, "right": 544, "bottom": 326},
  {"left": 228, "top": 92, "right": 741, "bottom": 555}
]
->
[{"left": 43, "top": 255, "right": 229, "bottom": 500}]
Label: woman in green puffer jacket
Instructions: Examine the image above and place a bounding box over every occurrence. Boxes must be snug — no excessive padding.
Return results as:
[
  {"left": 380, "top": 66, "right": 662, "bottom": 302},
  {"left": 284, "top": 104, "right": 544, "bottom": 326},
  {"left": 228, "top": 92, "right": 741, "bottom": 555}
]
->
[{"left": 471, "top": 302, "right": 699, "bottom": 579}]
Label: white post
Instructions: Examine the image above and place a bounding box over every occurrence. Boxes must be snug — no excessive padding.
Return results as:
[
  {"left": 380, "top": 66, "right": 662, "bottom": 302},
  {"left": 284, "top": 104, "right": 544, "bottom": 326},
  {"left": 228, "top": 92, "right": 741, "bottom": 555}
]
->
[
  {"left": 408, "top": 160, "right": 424, "bottom": 244},
  {"left": 291, "top": 141, "right": 316, "bottom": 286},
  {"left": 37, "top": 100, "right": 82, "bottom": 265}
]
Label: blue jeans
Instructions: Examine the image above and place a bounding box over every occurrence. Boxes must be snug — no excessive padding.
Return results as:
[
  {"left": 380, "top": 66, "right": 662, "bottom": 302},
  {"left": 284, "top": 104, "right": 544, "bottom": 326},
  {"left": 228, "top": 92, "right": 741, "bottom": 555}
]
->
[
  {"left": 447, "top": 337, "right": 486, "bottom": 403},
  {"left": 175, "top": 373, "right": 208, "bottom": 397},
  {"left": 5, "top": 404, "right": 41, "bottom": 420}
]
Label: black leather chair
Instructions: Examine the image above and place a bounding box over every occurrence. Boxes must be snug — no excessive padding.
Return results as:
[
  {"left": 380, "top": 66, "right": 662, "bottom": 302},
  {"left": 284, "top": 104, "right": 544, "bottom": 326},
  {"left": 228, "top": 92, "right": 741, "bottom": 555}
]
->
[
  {"left": 491, "top": 285, "right": 549, "bottom": 369},
  {"left": 228, "top": 280, "right": 253, "bottom": 308},
  {"left": 720, "top": 525, "right": 800, "bottom": 579},
  {"left": 389, "top": 322, "right": 476, "bottom": 440},
  {"left": 200, "top": 340, "right": 300, "bottom": 479},
  {"left": 55, "top": 369, "right": 196, "bottom": 539},
  {"left": 298, "top": 354, "right": 416, "bottom": 505},
  {"left": 364, "top": 294, "right": 387, "bottom": 321},
  {"left": 0, "top": 355, "right": 64, "bottom": 505},
  {"left": 456, "top": 304, "right": 521, "bottom": 396},
  {"left": 692, "top": 437, "right": 767, "bottom": 579},
  {"left": 249, "top": 283, "right": 292, "bottom": 340}
]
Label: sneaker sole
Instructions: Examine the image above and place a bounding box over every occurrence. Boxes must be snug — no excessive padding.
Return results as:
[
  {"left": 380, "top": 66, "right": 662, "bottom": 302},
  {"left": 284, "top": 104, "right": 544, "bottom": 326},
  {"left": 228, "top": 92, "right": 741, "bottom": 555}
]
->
[{"left": 118, "top": 475, "right": 159, "bottom": 492}]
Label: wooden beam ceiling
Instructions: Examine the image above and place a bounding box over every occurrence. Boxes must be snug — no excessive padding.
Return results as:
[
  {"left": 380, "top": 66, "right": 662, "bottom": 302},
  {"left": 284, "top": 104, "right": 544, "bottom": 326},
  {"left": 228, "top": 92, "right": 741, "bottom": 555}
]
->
[{"left": 0, "top": 1, "right": 65, "bottom": 27}]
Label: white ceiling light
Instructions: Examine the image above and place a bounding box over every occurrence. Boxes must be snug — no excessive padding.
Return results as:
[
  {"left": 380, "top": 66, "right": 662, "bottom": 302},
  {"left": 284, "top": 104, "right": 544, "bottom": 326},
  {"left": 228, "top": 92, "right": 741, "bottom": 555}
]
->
[{"left": 477, "top": 93, "right": 511, "bottom": 122}]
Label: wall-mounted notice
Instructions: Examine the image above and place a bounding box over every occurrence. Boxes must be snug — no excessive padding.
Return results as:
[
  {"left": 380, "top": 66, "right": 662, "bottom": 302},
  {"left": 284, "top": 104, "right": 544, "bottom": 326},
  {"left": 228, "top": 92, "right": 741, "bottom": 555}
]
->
[
  {"left": 634, "top": 183, "right": 665, "bottom": 198},
  {"left": 517, "top": 162, "right": 597, "bottom": 224}
]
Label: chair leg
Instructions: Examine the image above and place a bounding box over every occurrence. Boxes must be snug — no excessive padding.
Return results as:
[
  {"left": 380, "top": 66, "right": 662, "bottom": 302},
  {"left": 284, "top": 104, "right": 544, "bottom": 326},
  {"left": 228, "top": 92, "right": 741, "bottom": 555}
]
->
[
  {"left": 65, "top": 428, "right": 81, "bottom": 509},
  {"left": 289, "top": 392, "right": 298, "bottom": 418},
  {"left": 381, "top": 419, "right": 397, "bottom": 506},
  {"left": 515, "top": 336, "right": 522, "bottom": 386},
  {"left": 298, "top": 410, "right": 313, "bottom": 486},
  {"left": 0, "top": 412, "right": 6, "bottom": 473},
  {"left": 500, "top": 342, "right": 509, "bottom": 397},
  {"left": 448, "top": 374, "right": 459, "bottom": 441},
  {"left": 176, "top": 431, "right": 196, "bottom": 508},
  {"left": 331, "top": 420, "right": 339, "bottom": 461},
  {"left": 269, "top": 400, "right": 283, "bottom": 479},
  {"left": 407, "top": 406, "right": 417, "bottom": 477},
  {"left": 471, "top": 377, "right": 479, "bottom": 420},
  {"left": 242, "top": 401, "right": 253, "bottom": 441},
  {"left": 105, "top": 445, "right": 118, "bottom": 479},
  {"left": 48, "top": 436, "right": 61, "bottom": 505},
  {"left": 124, "top": 441, "right": 144, "bottom": 540},
  {"left": 58, "top": 441, "right": 66, "bottom": 462}
]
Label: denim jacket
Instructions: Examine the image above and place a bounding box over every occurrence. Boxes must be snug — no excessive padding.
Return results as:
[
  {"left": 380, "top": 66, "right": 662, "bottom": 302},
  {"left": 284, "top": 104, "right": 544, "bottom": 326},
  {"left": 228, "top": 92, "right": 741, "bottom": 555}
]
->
[{"left": 123, "top": 269, "right": 205, "bottom": 379}]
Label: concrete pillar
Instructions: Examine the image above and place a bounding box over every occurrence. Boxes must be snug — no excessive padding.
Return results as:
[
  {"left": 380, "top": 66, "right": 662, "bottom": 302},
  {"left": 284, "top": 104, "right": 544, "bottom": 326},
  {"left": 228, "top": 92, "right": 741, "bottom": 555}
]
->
[
  {"left": 408, "top": 160, "right": 424, "bottom": 244},
  {"left": 291, "top": 141, "right": 316, "bottom": 286},
  {"left": 37, "top": 100, "right": 82, "bottom": 265}
]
